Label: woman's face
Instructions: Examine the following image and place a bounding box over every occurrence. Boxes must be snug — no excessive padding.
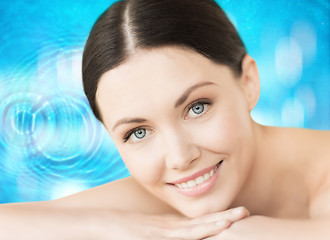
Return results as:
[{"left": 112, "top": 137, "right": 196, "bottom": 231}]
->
[{"left": 96, "top": 46, "right": 259, "bottom": 218}]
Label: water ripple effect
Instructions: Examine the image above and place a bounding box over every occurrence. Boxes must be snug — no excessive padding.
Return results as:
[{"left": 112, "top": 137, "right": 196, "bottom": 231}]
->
[{"left": 0, "top": 88, "right": 127, "bottom": 200}]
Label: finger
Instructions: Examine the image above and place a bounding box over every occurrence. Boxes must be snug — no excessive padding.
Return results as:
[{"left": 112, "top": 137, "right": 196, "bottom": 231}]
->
[
  {"left": 187, "top": 207, "right": 249, "bottom": 225},
  {"left": 161, "top": 219, "right": 231, "bottom": 240},
  {"left": 203, "top": 235, "right": 221, "bottom": 240},
  {"left": 142, "top": 214, "right": 190, "bottom": 229}
]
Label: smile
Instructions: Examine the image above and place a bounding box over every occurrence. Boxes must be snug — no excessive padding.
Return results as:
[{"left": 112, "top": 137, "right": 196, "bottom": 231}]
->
[{"left": 168, "top": 160, "right": 223, "bottom": 197}]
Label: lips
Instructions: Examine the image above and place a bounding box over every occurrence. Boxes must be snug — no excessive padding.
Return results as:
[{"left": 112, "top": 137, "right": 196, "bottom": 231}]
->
[{"left": 167, "top": 160, "right": 223, "bottom": 197}]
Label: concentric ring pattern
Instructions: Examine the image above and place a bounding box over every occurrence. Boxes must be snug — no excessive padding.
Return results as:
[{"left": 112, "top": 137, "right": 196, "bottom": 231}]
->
[
  {"left": 0, "top": 86, "right": 129, "bottom": 201},
  {"left": 0, "top": 1, "right": 131, "bottom": 203}
]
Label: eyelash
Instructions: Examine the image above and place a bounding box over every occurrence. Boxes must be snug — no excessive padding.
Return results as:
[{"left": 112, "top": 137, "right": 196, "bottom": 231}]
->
[
  {"left": 123, "top": 126, "right": 147, "bottom": 142},
  {"left": 184, "top": 98, "right": 212, "bottom": 119},
  {"left": 122, "top": 98, "right": 212, "bottom": 143}
]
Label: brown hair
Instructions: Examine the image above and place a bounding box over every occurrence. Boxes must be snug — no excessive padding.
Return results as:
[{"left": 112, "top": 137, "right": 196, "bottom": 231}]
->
[{"left": 82, "top": 0, "right": 246, "bottom": 121}]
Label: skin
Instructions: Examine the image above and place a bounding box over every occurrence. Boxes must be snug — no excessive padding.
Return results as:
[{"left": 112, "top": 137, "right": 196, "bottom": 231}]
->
[
  {"left": 97, "top": 46, "right": 258, "bottom": 218},
  {"left": 95, "top": 46, "right": 329, "bottom": 237},
  {"left": 2, "top": 46, "right": 328, "bottom": 239},
  {"left": 96, "top": 45, "right": 329, "bottom": 215}
]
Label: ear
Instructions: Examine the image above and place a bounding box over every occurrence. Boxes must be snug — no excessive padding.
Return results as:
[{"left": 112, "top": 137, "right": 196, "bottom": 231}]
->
[{"left": 239, "top": 54, "right": 260, "bottom": 112}]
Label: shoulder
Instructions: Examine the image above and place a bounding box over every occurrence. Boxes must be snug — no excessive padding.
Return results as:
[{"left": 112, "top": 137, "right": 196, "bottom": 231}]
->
[
  {"left": 50, "top": 176, "right": 177, "bottom": 215},
  {"left": 292, "top": 128, "right": 330, "bottom": 219},
  {"left": 297, "top": 128, "right": 330, "bottom": 152},
  {"left": 279, "top": 127, "right": 329, "bottom": 144},
  {"left": 292, "top": 128, "right": 329, "bottom": 170},
  {"left": 268, "top": 127, "right": 330, "bottom": 218},
  {"left": 267, "top": 127, "right": 329, "bottom": 166},
  {"left": 273, "top": 127, "right": 329, "bottom": 159}
]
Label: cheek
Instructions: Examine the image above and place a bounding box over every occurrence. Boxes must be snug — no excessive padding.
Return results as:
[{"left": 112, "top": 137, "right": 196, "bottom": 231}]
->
[
  {"left": 119, "top": 140, "right": 165, "bottom": 186},
  {"left": 195, "top": 105, "right": 251, "bottom": 152}
]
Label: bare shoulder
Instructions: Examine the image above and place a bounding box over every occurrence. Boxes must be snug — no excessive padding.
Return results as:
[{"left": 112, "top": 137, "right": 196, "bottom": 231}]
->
[
  {"left": 295, "top": 128, "right": 330, "bottom": 169},
  {"left": 269, "top": 126, "right": 329, "bottom": 164},
  {"left": 49, "top": 176, "right": 177, "bottom": 215},
  {"left": 285, "top": 127, "right": 329, "bottom": 150},
  {"left": 270, "top": 127, "right": 330, "bottom": 218},
  {"left": 301, "top": 128, "right": 330, "bottom": 152},
  {"left": 292, "top": 128, "right": 330, "bottom": 219},
  {"left": 276, "top": 127, "right": 330, "bottom": 160}
]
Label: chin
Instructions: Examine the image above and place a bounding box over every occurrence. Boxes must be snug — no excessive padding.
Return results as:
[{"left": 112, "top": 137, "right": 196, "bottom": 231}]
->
[
  {"left": 179, "top": 205, "right": 218, "bottom": 218},
  {"left": 172, "top": 199, "right": 226, "bottom": 218},
  {"left": 182, "top": 209, "right": 209, "bottom": 218}
]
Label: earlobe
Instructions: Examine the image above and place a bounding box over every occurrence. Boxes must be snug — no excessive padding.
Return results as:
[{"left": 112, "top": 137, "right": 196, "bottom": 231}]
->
[{"left": 240, "top": 54, "right": 260, "bottom": 112}]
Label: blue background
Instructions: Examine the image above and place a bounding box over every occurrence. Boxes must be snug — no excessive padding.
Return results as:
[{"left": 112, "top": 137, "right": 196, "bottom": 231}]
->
[{"left": 0, "top": 0, "right": 329, "bottom": 203}]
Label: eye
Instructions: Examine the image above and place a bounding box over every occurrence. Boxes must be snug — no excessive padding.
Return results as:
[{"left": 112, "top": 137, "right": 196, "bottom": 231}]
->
[
  {"left": 191, "top": 103, "right": 204, "bottom": 114},
  {"left": 134, "top": 129, "right": 146, "bottom": 139},
  {"left": 186, "top": 100, "right": 210, "bottom": 119},
  {"left": 123, "top": 127, "right": 151, "bottom": 143}
]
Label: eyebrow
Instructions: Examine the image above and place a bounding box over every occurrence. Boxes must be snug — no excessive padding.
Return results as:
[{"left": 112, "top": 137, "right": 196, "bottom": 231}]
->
[
  {"left": 112, "top": 81, "right": 216, "bottom": 131},
  {"left": 112, "top": 118, "right": 146, "bottom": 131},
  {"left": 174, "top": 81, "right": 216, "bottom": 108}
]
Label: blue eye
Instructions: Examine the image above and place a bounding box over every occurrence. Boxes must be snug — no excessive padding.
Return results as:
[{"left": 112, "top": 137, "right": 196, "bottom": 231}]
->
[
  {"left": 134, "top": 129, "right": 146, "bottom": 139},
  {"left": 123, "top": 127, "right": 150, "bottom": 143},
  {"left": 191, "top": 103, "right": 204, "bottom": 114},
  {"left": 187, "top": 101, "right": 209, "bottom": 118}
]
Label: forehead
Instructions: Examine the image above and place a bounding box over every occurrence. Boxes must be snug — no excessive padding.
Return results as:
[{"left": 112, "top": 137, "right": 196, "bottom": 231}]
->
[
  {"left": 96, "top": 47, "right": 228, "bottom": 126},
  {"left": 98, "top": 46, "right": 219, "bottom": 89}
]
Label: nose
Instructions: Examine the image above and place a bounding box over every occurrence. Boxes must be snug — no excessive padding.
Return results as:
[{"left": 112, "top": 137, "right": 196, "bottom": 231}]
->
[{"left": 162, "top": 127, "right": 201, "bottom": 170}]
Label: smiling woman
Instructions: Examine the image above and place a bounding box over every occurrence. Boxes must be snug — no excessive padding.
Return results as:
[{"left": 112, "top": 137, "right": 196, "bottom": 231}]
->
[
  {"left": 1, "top": 0, "right": 330, "bottom": 239},
  {"left": 95, "top": 46, "right": 260, "bottom": 219}
]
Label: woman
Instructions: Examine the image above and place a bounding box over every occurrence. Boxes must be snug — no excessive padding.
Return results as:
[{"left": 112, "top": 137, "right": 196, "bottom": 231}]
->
[{"left": 1, "top": 0, "right": 329, "bottom": 239}]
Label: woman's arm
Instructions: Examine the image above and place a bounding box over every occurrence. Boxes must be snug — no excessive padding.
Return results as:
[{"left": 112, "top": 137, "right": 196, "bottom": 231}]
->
[
  {"left": 211, "top": 215, "right": 330, "bottom": 240},
  {"left": 0, "top": 176, "right": 250, "bottom": 240},
  {"left": 0, "top": 201, "right": 99, "bottom": 239},
  {"left": 208, "top": 186, "right": 330, "bottom": 240},
  {"left": 0, "top": 201, "right": 250, "bottom": 239}
]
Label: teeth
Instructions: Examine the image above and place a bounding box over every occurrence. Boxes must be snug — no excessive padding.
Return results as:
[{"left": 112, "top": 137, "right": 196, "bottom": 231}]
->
[
  {"left": 187, "top": 180, "right": 196, "bottom": 188},
  {"left": 204, "top": 173, "right": 210, "bottom": 181},
  {"left": 195, "top": 176, "right": 204, "bottom": 185},
  {"left": 174, "top": 163, "right": 221, "bottom": 189}
]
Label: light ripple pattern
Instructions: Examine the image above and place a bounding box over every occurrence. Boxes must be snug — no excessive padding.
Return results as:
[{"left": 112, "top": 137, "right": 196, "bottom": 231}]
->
[{"left": 0, "top": 87, "right": 129, "bottom": 202}]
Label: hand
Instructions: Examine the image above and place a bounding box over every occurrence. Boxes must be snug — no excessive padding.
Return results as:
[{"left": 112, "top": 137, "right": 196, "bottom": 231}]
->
[{"left": 91, "top": 207, "right": 249, "bottom": 240}]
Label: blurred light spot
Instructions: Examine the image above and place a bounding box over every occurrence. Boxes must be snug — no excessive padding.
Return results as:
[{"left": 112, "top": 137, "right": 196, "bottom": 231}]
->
[
  {"left": 71, "top": 49, "right": 83, "bottom": 90},
  {"left": 251, "top": 109, "right": 279, "bottom": 126},
  {"left": 56, "top": 51, "right": 70, "bottom": 86},
  {"left": 51, "top": 182, "right": 87, "bottom": 199},
  {"left": 275, "top": 37, "right": 303, "bottom": 87},
  {"left": 281, "top": 98, "right": 305, "bottom": 127},
  {"left": 291, "top": 21, "right": 317, "bottom": 65},
  {"left": 295, "top": 87, "right": 316, "bottom": 119},
  {"left": 56, "top": 49, "right": 83, "bottom": 90}
]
